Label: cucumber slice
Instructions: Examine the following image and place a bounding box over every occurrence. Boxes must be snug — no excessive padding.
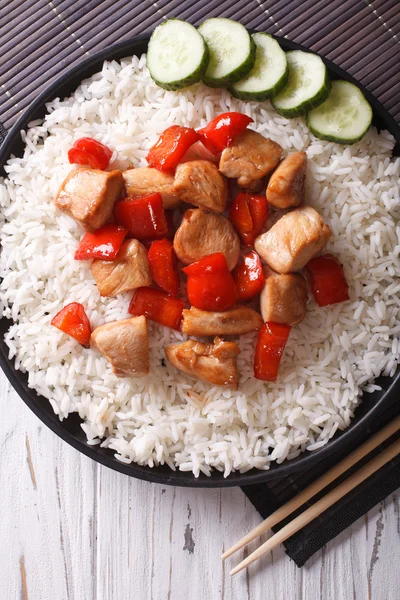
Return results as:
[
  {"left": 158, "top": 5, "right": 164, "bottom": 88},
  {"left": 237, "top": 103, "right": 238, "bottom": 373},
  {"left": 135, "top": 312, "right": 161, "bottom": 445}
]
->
[
  {"left": 147, "top": 19, "right": 209, "bottom": 90},
  {"left": 198, "top": 18, "right": 256, "bottom": 88},
  {"left": 272, "top": 51, "right": 330, "bottom": 118},
  {"left": 229, "top": 33, "right": 288, "bottom": 101},
  {"left": 307, "top": 80, "right": 373, "bottom": 144}
]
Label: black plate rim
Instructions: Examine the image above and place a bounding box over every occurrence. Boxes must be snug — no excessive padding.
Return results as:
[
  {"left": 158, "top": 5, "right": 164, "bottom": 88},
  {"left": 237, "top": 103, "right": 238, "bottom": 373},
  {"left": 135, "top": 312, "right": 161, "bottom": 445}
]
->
[{"left": 0, "top": 33, "right": 399, "bottom": 488}]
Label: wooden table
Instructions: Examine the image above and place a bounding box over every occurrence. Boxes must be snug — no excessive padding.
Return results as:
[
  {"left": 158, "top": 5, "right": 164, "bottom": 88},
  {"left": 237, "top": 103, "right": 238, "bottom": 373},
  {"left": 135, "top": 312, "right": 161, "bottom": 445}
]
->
[{"left": 0, "top": 371, "right": 398, "bottom": 600}]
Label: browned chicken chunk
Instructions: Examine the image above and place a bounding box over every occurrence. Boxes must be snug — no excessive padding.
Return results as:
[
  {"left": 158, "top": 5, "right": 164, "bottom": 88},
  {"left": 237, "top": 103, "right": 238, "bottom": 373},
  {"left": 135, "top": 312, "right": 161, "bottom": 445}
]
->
[
  {"left": 55, "top": 168, "right": 124, "bottom": 231},
  {"left": 91, "top": 316, "right": 149, "bottom": 377},
  {"left": 122, "top": 168, "right": 181, "bottom": 209},
  {"left": 173, "top": 208, "right": 240, "bottom": 270},
  {"left": 182, "top": 305, "right": 263, "bottom": 336},
  {"left": 165, "top": 338, "right": 239, "bottom": 388},
  {"left": 266, "top": 152, "right": 307, "bottom": 209},
  {"left": 260, "top": 269, "right": 308, "bottom": 326},
  {"left": 255, "top": 206, "right": 332, "bottom": 273},
  {"left": 219, "top": 130, "right": 282, "bottom": 188},
  {"left": 173, "top": 160, "right": 228, "bottom": 213},
  {"left": 91, "top": 239, "right": 152, "bottom": 297},
  {"left": 242, "top": 177, "right": 265, "bottom": 194}
]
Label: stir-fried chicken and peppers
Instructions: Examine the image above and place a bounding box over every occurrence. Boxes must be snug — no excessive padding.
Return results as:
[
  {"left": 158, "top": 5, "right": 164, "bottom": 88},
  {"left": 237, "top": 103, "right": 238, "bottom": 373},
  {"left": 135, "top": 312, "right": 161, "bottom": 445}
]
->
[{"left": 51, "top": 114, "right": 350, "bottom": 388}]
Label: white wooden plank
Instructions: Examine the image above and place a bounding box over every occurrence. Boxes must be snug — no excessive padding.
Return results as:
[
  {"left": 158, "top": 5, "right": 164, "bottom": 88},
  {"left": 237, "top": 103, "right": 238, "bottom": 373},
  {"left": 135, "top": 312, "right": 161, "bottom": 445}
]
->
[
  {"left": 51, "top": 440, "right": 95, "bottom": 600},
  {"left": 319, "top": 529, "right": 358, "bottom": 600},
  {"left": 366, "top": 491, "right": 400, "bottom": 600},
  {"left": 0, "top": 384, "right": 68, "bottom": 600},
  {"left": 172, "top": 487, "right": 264, "bottom": 600},
  {"left": 348, "top": 515, "right": 369, "bottom": 600},
  {"left": 0, "top": 380, "right": 94, "bottom": 600},
  {"left": 221, "top": 490, "right": 258, "bottom": 600},
  {"left": 94, "top": 465, "right": 153, "bottom": 600},
  {"left": 301, "top": 551, "right": 322, "bottom": 600},
  {"left": 155, "top": 487, "right": 223, "bottom": 600},
  {"left": 0, "top": 383, "right": 25, "bottom": 598},
  {"left": 251, "top": 536, "right": 303, "bottom": 600}
]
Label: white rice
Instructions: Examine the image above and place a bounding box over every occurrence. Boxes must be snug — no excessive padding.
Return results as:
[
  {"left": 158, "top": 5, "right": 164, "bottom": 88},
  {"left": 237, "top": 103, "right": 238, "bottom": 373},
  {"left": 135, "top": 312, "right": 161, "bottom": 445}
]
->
[{"left": 0, "top": 54, "right": 399, "bottom": 477}]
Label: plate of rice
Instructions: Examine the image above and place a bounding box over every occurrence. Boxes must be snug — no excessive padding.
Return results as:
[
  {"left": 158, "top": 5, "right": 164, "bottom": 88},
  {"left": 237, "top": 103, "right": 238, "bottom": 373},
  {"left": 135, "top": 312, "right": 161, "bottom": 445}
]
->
[{"left": 0, "top": 31, "right": 399, "bottom": 487}]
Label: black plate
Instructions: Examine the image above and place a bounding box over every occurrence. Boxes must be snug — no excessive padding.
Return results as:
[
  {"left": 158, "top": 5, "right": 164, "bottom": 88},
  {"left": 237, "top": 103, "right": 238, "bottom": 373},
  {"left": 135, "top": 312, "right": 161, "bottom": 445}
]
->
[{"left": 0, "top": 34, "right": 399, "bottom": 487}]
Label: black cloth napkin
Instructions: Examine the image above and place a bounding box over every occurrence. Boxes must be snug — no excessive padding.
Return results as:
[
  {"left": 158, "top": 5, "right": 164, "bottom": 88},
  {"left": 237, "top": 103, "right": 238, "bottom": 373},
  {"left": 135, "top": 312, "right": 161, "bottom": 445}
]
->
[{"left": 242, "top": 400, "right": 400, "bottom": 566}]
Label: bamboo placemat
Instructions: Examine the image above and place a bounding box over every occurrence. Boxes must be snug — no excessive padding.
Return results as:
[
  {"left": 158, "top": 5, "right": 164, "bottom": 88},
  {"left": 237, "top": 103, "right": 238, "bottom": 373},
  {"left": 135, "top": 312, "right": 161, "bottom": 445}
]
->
[{"left": 0, "top": 0, "right": 399, "bottom": 135}]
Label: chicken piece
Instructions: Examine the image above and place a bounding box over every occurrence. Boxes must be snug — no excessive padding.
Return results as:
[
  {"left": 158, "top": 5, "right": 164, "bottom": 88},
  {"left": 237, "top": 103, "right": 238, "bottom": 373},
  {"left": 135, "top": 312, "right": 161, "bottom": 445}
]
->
[
  {"left": 255, "top": 206, "right": 332, "bottom": 273},
  {"left": 260, "top": 268, "right": 308, "bottom": 326},
  {"left": 122, "top": 168, "right": 181, "bottom": 209},
  {"left": 266, "top": 152, "right": 307, "bottom": 209},
  {"left": 173, "top": 208, "right": 240, "bottom": 270},
  {"left": 242, "top": 177, "right": 265, "bottom": 194},
  {"left": 173, "top": 160, "right": 228, "bottom": 213},
  {"left": 91, "top": 316, "right": 149, "bottom": 377},
  {"left": 165, "top": 337, "right": 239, "bottom": 388},
  {"left": 91, "top": 239, "right": 152, "bottom": 297},
  {"left": 182, "top": 305, "right": 263, "bottom": 336},
  {"left": 219, "top": 130, "right": 282, "bottom": 188},
  {"left": 55, "top": 168, "right": 124, "bottom": 231}
]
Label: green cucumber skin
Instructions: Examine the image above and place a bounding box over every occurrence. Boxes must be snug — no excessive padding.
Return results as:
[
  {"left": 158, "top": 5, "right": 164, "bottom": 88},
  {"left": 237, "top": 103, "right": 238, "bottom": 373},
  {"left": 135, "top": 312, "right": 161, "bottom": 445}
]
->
[
  {"left": 202, "top": 36, "right": 256, "bottom": 88},
  {"left": 306, "top": 113, "right": 372, "bottom": 145},
  {"left": 306, "top": 80, "right": 373, "bottom": 144},
  {"left": 150, "top": 44, "right": 210, "bottom": 91},
  {"left": 229, "top": 64, "right": 289, "bottom": 101},
  {"left": 272, "top": 68, "right": 331, "bottom": 118},
  {"left": 147, "top": 19, "right": 210, "bottom": 90}
]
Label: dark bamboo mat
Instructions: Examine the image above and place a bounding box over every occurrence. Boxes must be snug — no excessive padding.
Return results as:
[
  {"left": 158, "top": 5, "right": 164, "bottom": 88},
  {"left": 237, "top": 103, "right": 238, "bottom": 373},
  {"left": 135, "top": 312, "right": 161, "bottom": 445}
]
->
[{"left": 0, "top": 0, "right": 399, "bottom": 133}]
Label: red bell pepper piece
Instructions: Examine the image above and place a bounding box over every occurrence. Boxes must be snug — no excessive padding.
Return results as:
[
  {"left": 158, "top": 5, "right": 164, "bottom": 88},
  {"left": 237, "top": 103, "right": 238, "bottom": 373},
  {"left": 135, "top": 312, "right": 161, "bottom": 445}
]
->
[
  {"left": 128, "top": 287, "right": 184, "bottom": 331},
  {"left": 140, "top": 210, "right": 175, "bottom": 248},
  {"left": 197, "top": 112, "right": 254, "bottom": 155},
  {"left": 146, "top": 125, "right": 200, "bottom": 172},
  {"left": 68, "top": 137, "right": 113, "bottom": 170},
  {"left": 305, "top": 254, "right": 350, "bottom": 307},
  {"left": 229, "top": 192, "right": 269, "bottom": 246},
  {"left": 51, "top": 302, "right": 91, "bottom": 347},
  {"left": 183, "top": 252, "right": 238, "bottom": 312},
  {"left": 114, "top": 193, "right": 168, "bottom": 240},
  {"left": 254, "top": 322, "right": 291, "bottom": 382},
  {"left": 232, "top": 251, "right": 265, "bottom": 302},
  {"left": 183, "top": 252, "right": 228, "bottom": 277},
  {"left": 148, "top": 239, "right": 180, "bottom": 297},
  {"left": 74, "top": 224, "right": 128, "bottom": 261}
]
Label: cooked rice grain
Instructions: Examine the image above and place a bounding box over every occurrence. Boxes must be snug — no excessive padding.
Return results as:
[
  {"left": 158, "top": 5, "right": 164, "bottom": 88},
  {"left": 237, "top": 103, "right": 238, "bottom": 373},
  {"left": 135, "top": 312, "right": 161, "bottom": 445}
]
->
[{"left": 0, "top": 55, "right": 399, "bottom": 476}]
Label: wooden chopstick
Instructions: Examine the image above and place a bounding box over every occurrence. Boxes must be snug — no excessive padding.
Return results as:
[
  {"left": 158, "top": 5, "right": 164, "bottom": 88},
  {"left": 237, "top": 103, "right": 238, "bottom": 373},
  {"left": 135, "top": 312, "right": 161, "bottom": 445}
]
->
[
  {"left": 230, "top": 437, "right": 400, "bottom": 575},
  {"left": 223, "top": 415, "right": 400, "bottom": 561}
]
